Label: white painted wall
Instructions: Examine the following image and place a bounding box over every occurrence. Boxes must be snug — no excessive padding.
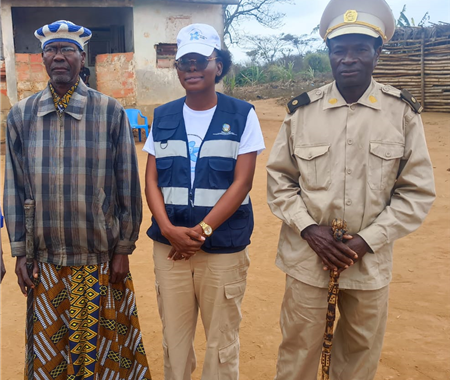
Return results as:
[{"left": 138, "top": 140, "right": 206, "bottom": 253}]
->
[{"left": 133, "top": 0, "right": 224, "bottom": 105}]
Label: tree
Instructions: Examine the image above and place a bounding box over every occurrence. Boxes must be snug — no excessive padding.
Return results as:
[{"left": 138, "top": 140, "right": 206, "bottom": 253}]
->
[
  {"left": 244, "top": 34, "right": 289, "bottom": 64},
  {"left": 397, "top": 5, "right": 430, "bottom": 27},
  {"left": 243, "top": 33, "right": 317, "bottom": 65},
  {"left": 224, "top": 0, "right": 293, "bottom": 44}
]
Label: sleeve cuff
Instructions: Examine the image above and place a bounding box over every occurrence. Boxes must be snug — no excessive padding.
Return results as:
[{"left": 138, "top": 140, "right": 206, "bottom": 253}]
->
[
  {"left": 11, "top": 241, "right": 26, "bottom": 257},
  {"left": 114, "top": 241, "right": 136, "bottom": 255},
  {"left": 357, "top": 225, "right": 388, "bottom": 254},
  {"left": 292, "top": 212, "right": 317, "bottom": 236}
]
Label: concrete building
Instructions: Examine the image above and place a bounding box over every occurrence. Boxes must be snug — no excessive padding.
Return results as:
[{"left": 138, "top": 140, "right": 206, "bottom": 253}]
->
[{"left": 0, "top": 0, "right": 238, "bottom": 110}]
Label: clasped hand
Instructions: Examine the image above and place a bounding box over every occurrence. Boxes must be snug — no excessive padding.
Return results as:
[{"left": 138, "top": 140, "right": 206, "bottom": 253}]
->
[
  {"left": 302, "top": 225, "right": 370, "bottom": 273},
  {"left": 162, "top": 225, "right": 205, "bottom": 261}
]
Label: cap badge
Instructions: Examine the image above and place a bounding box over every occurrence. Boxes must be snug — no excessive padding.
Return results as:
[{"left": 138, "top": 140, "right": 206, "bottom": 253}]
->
[{"left": 344, "top": 10, "right": 358, "bottom": 23}]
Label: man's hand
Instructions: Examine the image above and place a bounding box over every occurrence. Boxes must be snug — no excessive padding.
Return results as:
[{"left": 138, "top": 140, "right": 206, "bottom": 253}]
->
[
  {"left": 110, "top": 254, "right": 130, "bottom": 284},
  {"left": 302, "top": 225, "right": 358, "bottom": 272},
  {"left": 163, "top": 225, "right": 205, "bottom": 261},
  {"left": 15, "top": 256, "right": 39, "bottom": 296},
  {"left": 1, "top": 254, "right": 6, "bottom": 283},
  {"left": 345, "top": 235, "right": 371, "bottom": 264}
]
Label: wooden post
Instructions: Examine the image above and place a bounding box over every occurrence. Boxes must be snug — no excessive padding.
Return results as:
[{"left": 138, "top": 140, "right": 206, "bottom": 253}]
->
[
  {"left": 0, "top": 3, "right": 18, "bottom": 104},
  {"left": 420, "top": 29, "right": 425, "bottom": 109}
]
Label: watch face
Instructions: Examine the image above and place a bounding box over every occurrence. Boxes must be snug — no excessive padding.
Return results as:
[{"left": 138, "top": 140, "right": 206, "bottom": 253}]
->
[{"left": 204, "top": 225, "right": 213, "bottom": 236}]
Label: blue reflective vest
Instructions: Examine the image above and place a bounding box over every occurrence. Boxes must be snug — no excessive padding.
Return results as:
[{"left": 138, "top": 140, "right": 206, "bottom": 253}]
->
[{"left": 147, "top": 93, "right": 254, "bottom": 253}]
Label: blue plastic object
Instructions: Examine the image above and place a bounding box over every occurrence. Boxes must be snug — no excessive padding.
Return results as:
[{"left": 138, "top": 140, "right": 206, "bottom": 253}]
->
[{"left": 125, "top": 109, "right": 149, "bottom": 142}]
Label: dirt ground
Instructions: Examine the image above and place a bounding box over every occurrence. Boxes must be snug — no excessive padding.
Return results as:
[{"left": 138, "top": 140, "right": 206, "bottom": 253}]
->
[{"left": 1, "top": 99, "right": 449, "bottom": 380}]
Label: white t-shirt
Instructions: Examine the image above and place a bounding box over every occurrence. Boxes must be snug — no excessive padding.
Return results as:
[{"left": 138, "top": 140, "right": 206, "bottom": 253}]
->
[{"left": 143, "top": 103, "right": 265, "bottom": 187}]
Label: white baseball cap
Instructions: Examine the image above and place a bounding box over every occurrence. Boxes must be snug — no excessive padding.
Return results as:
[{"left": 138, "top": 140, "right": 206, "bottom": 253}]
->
[{"left": 176, "top": 23, "right": 221, "bottom": 60}]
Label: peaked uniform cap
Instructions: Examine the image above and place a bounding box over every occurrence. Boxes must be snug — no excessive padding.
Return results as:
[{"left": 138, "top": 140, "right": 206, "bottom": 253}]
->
[
  {"left": 319, "top": 0, "right": 395, "bottom": 43},
  {"left": 35, "top": 20, "right": 92, "bottom": 50},
  {"left": 176, "top": 23, "right": 221, "bottom": 60}
]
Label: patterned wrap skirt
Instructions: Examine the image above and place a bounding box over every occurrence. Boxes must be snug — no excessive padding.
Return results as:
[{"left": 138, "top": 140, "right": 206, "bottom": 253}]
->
[{"left": 25, "top": 262, "right": 152, "bottom": 380}]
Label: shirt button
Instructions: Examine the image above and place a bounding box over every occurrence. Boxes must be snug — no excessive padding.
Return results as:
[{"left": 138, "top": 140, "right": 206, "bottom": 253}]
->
[
  {"left": 346, "top": 199, "right": 352, "bottom": 206},
  {"left": 347, "top": 169, "right": 352, "bottom": 175},
  {"left": 386, "top": 152, "right": 391, "bottom": 157},
  {"left": 350, "top": 105, "right": 355, "bottom": 110},
  {"left": 347, "top": 139, "right": 353, "bottom": 145},
  {"left": 316, "top": 90, "right": 322, "bottom": 96},
  {"left": 308, "top": 153, "right": 313, "bottom": 158}
]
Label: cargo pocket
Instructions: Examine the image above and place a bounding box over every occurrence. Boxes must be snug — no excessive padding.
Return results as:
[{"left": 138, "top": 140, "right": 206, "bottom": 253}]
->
[
  {"left": 219, "top": 338, "right": 240, "bottom": 366},
  {"left": 294, "top": 144, "right": 331, "bottom": 191},
  {"left": 208, "top": 158, "right": 235, "bottom": 189},
  {"left": 156, "top": 158, "right": 174, "bottom": 187},
  {"left": 155, "top": 282, "right": 166, "bottom": 327},
  {"left": 220, "top": 279, "right": 247, "bottom": 333},
  {"left": 368, "top": 142, "right": 404, "bottom": 191}
]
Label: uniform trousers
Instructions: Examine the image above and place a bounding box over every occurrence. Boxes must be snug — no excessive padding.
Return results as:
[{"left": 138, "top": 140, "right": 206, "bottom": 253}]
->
[
  {"left": 153, "top": 241, "right": 250, "bottom": 380},
  {"left": 275, "top": 275, "right": 389, "bottom": 380}
]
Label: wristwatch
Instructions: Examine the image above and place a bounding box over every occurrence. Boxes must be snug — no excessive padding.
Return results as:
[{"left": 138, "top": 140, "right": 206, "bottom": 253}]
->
[{"left": 199, "top": 221, "right": 213, "bottom": 237}]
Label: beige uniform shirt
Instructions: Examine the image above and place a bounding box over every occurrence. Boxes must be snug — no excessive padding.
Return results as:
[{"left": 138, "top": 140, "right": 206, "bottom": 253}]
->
[{"left": 267, "top": 79, "right": 435, "bottom": 290}]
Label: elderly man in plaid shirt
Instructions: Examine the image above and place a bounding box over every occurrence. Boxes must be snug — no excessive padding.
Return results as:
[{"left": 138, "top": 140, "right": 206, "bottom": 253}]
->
[{"left": 3, "top": 20, "right": 151, "bottom": 380}]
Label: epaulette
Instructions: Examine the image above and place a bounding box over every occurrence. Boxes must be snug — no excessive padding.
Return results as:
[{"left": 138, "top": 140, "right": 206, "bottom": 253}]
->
[
  {"left": 286, "top": 88, "right": 326, "bottom": 114},
  {"left": 400, "top": 89, "right": 423, "bottom": 114},
  {"left": 381, "top": 85, "right": 422, "bottom": 114},
  {"left": 286, "top": 92, "right": 310, "bottom": 114}
]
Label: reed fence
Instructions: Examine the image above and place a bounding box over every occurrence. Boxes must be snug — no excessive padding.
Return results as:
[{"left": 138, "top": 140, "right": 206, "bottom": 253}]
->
[{"left": 373, "top": 24, "right": 450, "bottom": 112}]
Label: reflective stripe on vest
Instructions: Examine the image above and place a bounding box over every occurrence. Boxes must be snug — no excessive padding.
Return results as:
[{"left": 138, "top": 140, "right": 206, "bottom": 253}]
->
[
  {"left": 161, "top": 187, "right": 189, "bottom": 205},
  {"left": 194, "top": 188, "right": 250, "bottom": 207},
  {"left": 199, "top": 140, "right": 240, "bottom": 159},
  {"left": 155, "top": 140, "right": 188, "bottom": 158}
]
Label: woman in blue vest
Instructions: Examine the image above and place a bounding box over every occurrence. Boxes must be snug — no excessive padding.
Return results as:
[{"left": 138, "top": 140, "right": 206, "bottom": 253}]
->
[{"left": 143, "top": 23, "right": 265, "bottom": 380}]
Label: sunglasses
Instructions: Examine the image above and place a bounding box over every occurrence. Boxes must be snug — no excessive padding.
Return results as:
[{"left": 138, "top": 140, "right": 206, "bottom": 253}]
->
[{"left": 175, "top": 57, "right": 218, "bottom": 72}]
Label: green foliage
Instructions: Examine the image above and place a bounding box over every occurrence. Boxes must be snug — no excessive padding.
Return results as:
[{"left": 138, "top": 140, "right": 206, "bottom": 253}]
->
[
  {"left": 236, "top": 66, "right": 266, "bottom": 86},
  {"left": 303, "top": 52, "right": 331, "bottom": 73},
  {"left": 223, "top": 74, "right": 236, "bottom": 93},
  {"left": 266, "top": 61, "right": 295, "bottom": 82},
  {"left": 397, "top": 5, "right": 430, "bottom": 27}
]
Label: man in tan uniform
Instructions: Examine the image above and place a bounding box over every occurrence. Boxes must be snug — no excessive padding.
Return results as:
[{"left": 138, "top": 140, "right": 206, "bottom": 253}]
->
[{"left": 266, "top": 0, "right": 436, "bottom": 379}]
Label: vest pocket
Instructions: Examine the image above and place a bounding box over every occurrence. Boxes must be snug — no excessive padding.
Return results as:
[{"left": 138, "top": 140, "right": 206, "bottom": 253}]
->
[
  {"left": 368, "top": 142, "right": 404, "bottom": 191},
  {"left": 294, "top": 144, "right": 331, "bottom": 191},
  {"left": 156, "top": 158, "right": 174, "bottom": 187},
  {"left": 208, "top": 158, "right": 235, "bottom": 188}
]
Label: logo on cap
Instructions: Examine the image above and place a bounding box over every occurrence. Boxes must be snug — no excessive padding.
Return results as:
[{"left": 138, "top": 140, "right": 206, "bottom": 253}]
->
[
  {"left": 190, "top": 29, "right": 207, "bottom": 41},
  {"left": 344, "top": 10, "right": 358, "bottom": 23}
]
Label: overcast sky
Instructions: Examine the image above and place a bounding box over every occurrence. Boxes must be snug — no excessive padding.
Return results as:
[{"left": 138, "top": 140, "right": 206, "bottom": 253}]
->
[{"left": 228, "top": 0, "right": 450, "bottom": 62}]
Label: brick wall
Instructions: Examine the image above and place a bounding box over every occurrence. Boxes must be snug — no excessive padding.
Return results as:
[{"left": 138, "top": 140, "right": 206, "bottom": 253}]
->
[
  {"left": 96, "top": 53, "right": 136, "bottom": 107},
  {"left": 15, "top": 53, "right": 48, "bottom": 100}
]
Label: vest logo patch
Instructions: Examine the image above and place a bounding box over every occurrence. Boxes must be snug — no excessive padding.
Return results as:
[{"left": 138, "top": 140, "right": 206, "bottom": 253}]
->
[{"left": 214, "top": 123, "right": 237, "bottom": 136}]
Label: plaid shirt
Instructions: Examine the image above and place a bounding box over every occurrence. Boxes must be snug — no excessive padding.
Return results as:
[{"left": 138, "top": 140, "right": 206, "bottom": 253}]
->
[{"left": 4, "top": 80, "right": 142, "bottom": 266}]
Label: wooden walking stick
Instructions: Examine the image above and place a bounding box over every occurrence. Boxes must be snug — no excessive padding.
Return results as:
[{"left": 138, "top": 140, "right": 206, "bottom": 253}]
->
[
  {"left": 321, "top": 218, "right": 348, "bottom": 380},
  {"left": 24, "top": 199, "right": 36, "bottom": 380}
]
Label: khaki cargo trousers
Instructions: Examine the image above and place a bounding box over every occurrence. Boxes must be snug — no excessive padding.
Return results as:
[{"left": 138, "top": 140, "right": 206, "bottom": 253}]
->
[
  {"left": 275, "top": 275, "right": 389, "bottom": 380},
  {"left": 153, "top": 241, "right": 250, "bottom": 380}
]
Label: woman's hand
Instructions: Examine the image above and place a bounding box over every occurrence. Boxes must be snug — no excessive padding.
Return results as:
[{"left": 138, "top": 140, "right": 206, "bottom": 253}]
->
[{"left": 163, "top": 225, "right": 205, "bottom": 260}]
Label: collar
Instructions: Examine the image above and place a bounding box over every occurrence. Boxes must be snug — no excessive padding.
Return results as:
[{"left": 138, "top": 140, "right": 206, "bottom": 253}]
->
[
  {"left": 323, "top": 79, "right": 381, "bottom": 111},
  {"left": 37, "top": 78, "right": 88, "bottom": 120}
]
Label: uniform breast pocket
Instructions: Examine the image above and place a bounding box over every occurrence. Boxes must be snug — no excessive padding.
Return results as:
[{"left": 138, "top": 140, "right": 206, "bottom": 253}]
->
[
  {"left": 368, "top": 142, "right": 404, "bottom": 191},
  {"left": 294, "top": 145, "right": 331, "bottom": 191}
]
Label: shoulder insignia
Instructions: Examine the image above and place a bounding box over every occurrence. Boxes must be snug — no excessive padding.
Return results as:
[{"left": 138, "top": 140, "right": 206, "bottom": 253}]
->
[
  {"left": 400, "top": 89, "right": 423, "bottom": 114},
  {"left": 286, "top": 92, "right": 310, "bottom": 114}
]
